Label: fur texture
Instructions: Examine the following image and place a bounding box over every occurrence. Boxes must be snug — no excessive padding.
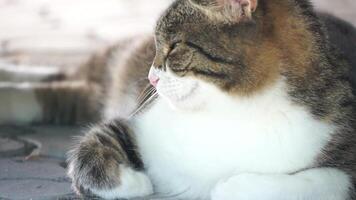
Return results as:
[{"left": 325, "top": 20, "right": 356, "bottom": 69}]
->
[
  {"left": 65, "top": 0, "right": 356, "bottom": 199},
  {"left": 133, "top": 78, "right": 340, "bottom": 199}
]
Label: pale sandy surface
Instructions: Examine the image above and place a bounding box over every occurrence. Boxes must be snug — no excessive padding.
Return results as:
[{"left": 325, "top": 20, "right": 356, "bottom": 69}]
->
[{"left": 0, "top": 0, "right": 355, "bottom": 199}]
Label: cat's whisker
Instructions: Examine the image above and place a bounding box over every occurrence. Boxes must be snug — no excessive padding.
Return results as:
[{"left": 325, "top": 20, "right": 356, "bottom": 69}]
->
[
  {"left": 129, "top": 92, "right": 157, "bottom": 118},
  {"left": 136, "top": 87, "right": 156, "bottom": 108},
  {"left": 139, "top": 86, "right": 156, "bottom": 102},
  {"left": 137, "top": 84, "right": 155, "bottom": 98},
  {"left": 129, "top": 85, "right": 158, "bottom": 118},
  {"left": 135, "top": 85, "right": 155, "bottom": 106}
]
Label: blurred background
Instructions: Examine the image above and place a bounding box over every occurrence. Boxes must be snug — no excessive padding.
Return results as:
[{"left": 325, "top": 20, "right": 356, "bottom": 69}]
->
[
  {"left": 0, "top": 0, "right": 355, "bottom": 69},
  {"left": 0, "top": 0, "right": 171, "bottom": 69},
  {"left": 0, "top": 0, "right": 355, "bottom": 199},
  {"left": 0, "top": 0, "right": 355, "bottom": 70}
]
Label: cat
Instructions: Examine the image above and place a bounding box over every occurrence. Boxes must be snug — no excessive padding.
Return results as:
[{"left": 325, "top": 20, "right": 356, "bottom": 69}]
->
[
  {"left": 65, "top": 0, "right": 356, "bottom": 199},
  {"left": 0, "top": 0, "right": 356, "bottom": 199}
]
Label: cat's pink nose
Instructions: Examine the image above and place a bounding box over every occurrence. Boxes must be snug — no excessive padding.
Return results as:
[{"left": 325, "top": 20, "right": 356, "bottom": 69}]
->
[
  {"left": 149, "top": 74, "right": 159, "bottom": 87},
  {"left": 148, "top": 68, "right": 160, "bottom": 87}
]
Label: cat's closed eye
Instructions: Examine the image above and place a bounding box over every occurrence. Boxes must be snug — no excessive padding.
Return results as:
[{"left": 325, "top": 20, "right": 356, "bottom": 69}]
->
[
  {"left": 170, "top": 41, "right": 182, "bottom": 50},
  {"left": 167, "top": 41, "right": 183, "bottom": 57},
  {"left": 165, "top": 42, "right": 193, "bottom": 73}
]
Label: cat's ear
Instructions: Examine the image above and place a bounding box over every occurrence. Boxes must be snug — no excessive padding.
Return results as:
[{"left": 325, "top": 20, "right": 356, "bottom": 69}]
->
[
  {"left": 220, "top": 0, "right": 258, "bottom": 14},
  {"left": 190, "top": 0, "right": 258, "bottom": 22}
]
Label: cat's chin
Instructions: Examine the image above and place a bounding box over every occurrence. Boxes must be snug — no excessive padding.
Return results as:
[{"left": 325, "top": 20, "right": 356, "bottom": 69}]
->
[
  {"left": 157, "top": 84, "right": 205, "bottom": 111},
  {"left": 154, "top": 70, "right": 209, "bottom": 111},
  {"left": 165, "top": 97, "right": 205, "bottom": 111}
]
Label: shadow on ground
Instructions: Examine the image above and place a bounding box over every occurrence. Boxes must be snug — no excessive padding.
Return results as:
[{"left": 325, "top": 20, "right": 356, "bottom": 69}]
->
[{"left": 0, "top": 126, "right": 83, "bottom": 199}]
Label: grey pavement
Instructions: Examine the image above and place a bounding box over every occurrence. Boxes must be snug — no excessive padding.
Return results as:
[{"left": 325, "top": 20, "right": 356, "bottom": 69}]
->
[{"left": 0, "top": 126, "right": 81, "bottom": 199}]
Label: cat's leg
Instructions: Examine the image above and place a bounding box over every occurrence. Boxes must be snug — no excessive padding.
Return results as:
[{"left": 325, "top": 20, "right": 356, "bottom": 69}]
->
[
  {"left": 211, "top": 168, "right": 352, "bottom": 200},
  {"left": 67, "top": 120, "right": 153, "bottom": 199},
  {"left": 0, "top": 81, "right": 99, "bottom": 125}
]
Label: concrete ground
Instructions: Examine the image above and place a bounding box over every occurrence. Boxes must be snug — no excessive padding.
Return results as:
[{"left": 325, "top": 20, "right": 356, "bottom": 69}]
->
[
  {"left": 0, "top": 126, "right": 79, "bottom": 199},
  {"left": 0, "top": 0, "right": 355, "bottom": 199}
]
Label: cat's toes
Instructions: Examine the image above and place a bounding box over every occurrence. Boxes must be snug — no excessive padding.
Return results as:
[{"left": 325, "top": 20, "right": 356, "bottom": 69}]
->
[
  {"left": 69, "top": 163, "right": 153, "bottom": 199},
  {"left": 90, "top": 166, "right": 153, "bottom": 199},
  {"left": 67, "top": 132, "right": 153, "bottom": 199}
]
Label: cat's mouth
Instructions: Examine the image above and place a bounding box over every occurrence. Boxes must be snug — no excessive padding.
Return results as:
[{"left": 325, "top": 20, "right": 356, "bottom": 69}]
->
[
  {"left": 155, "top": 76, "right": 200, "bottom": 110},
  {"left": 149, "top": 67, "right": 203, "bottom": 110},
  {"left": 157, "top": 79, "right": 199, "bottom": 102}
]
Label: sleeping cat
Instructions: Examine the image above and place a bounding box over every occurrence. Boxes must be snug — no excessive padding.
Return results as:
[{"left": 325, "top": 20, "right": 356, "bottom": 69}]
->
[
  {"left": 65, "top": 0, "right": 356, "bottom": 199},
  {"left": 1, "top": 0, "right": 356, "bottom": 199}
]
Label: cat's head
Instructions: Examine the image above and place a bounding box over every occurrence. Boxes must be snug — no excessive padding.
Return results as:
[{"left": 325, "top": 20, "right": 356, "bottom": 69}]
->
[{"left": 149, "top": 0, "right": 314, "bottom": 110}]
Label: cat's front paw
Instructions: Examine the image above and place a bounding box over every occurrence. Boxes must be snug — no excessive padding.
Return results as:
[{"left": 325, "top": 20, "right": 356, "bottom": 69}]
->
[
  {"left": 211, "top": 173, "right": 282, "bottom": 200},
  {"left": 89, "top": 166, "right": 153, "bottom": 199},
  {"left": 67, "top": 132, "right": 153, "bottom": 199}
]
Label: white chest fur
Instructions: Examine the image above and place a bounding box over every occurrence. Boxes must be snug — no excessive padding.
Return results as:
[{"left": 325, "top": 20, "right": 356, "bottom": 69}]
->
[{"left": 132, "top": 81, "right": 335, "bottom": 199}]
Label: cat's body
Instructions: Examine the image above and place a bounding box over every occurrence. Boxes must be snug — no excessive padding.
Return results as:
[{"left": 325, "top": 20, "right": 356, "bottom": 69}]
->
[
  {"left": 133, "top": 79, "right": 337, "bottom": 199},
  {"left": 1, "top": 0, "right": 356, "bottom": 199}
]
